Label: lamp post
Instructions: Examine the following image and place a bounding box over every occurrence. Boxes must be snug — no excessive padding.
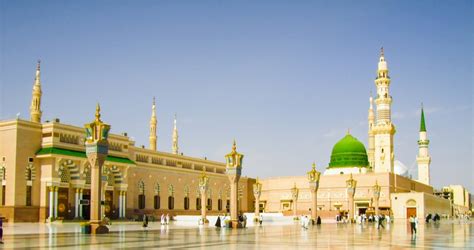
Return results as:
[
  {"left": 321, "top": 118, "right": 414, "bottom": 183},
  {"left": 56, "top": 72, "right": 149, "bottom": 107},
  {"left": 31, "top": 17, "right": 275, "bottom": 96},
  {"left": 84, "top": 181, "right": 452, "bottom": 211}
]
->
[
  {"left": 225, "top": 140, "right": 244, "bottom": 228},
  {"left": 291, "top": 183, "right": 299, "bottom": 219},
  {"left": 373, "top": 180, "right": 381, "bottom": 216},
  {"left": 253, "top": 177, "right": 262, "bottom": 222},
  {"left": 307, "top": 162, "right": 321, "bottom": 223},
  {"left": 84, "top": 104, "right": 110, "bottom": 234},
  {"left": 345, "top": 174, "right": 357, "bottom": 223},
  {"left": 198, "top": 171, "right": 209, "bottom": 224}
]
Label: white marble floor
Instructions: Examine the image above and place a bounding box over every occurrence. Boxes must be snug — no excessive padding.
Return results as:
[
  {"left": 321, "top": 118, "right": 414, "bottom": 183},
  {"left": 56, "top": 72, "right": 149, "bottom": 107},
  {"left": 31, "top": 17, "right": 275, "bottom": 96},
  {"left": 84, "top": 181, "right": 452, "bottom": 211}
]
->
[{"left": 1, "top": 220, "right": 472, "bottom": 249}]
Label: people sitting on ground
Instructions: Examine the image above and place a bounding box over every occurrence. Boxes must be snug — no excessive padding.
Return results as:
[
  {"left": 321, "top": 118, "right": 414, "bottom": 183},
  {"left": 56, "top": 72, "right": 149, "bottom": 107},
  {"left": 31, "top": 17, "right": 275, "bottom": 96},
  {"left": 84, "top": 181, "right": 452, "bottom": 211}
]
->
[{"left": 426, "top": 214, "right": 432, "bottom": 223}]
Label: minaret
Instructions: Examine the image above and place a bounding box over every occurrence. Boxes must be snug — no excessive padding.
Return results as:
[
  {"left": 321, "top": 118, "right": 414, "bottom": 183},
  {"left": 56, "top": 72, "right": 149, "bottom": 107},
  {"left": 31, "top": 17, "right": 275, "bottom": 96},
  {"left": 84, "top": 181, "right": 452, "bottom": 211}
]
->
[
  {"left": 30, "top": 60, "right": 42, "bottom": 123},
  {"left": 149, "top": 97, "right": 157, "bottom": 151},
  {"left": 373, "top": 48, "right": 396, "bottom": 173},
  {"left": 417, "top": 106, "right": 431, "bottom": 185},
  {"left": 172, "top": 114, "right": 179, "bottom": 154},
  {"left": 368, "top": 94, "right": 375, "bottom": 169}
]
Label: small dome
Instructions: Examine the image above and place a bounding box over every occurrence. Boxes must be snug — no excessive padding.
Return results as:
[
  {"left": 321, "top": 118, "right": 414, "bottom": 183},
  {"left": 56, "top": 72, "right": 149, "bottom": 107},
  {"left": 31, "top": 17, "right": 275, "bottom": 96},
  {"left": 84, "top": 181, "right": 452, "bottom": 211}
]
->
[{"left": 328, "top": 134, "right": 369, "bottom": 168}]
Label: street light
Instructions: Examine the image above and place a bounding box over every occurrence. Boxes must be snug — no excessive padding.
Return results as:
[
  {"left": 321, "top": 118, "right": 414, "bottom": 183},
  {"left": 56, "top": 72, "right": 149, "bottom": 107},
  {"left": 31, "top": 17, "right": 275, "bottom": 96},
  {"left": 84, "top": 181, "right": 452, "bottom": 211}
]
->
[
  {"left": 307, "top": 162, "right": 321, "bottom": 223},
  {"left": 253, "top": 177, "right": 262, "bottom": 222},
  {"left": 225, "top": 140, "right": 244, "bottom": 228},
  {"left": 346, "top": 174, "right": 357, "bottom": 223},
  {"left": 198, "top": 171, "right": 210, "bottom": 224},
  {"left": 291, "top": 182, "right": 299, "bottom": 220}
]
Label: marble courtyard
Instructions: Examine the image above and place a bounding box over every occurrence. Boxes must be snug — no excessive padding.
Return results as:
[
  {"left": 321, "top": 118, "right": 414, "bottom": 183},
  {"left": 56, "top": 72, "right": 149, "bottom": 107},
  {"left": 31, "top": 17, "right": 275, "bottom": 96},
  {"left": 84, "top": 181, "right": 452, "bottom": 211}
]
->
[{"left": 1, "top": 219, "right": 473, "bottom": 249}]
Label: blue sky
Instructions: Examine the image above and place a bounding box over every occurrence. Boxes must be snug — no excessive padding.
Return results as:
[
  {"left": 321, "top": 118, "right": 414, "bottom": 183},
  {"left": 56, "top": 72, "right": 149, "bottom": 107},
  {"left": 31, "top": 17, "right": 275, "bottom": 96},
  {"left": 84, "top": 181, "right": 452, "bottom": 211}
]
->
[{"left": 1, "top": 0, "right": 472, "bottom": 191}]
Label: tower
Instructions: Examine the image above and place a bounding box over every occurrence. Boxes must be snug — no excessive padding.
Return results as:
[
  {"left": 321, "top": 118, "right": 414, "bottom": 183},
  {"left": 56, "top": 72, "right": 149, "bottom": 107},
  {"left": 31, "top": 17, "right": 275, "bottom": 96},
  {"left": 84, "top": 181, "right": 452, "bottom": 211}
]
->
[
  {"left": 373, "top": 48, "right": 396, "bottom": 173},
  {"left": 30, "top": 60, "right": 42, "bottom": 123},
  {"left": 417, "top": 106, "right": 431, "bottom": 185},
  {"left": 149, "top": 97, "right": 157, "bottom": 151},
  {"left": 172, "top": 114, "right": 179, "bottom": 154},
  {"left": 368, "top": 94, "right": 375, "bottom": 169}
]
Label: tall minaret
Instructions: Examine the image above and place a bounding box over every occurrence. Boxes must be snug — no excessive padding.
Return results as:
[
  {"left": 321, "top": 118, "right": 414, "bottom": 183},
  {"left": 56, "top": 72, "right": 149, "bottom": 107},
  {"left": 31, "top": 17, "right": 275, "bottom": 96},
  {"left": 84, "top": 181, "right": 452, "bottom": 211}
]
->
[
  {"left": 149, "top": 97, "right": 157, "bottom": 151},
  {"left": 417, "top": 106, "right": 431, "bottom": 185},
  {"left": 368, "top": 94, "right": 375, "bottom": 169},
  {"left": 30, "top": 60, "right": 42, "bottom": 123},
  {"left": 373, "top": 48, "right": 396, "bottom": 173},
  {"left": 172, "top": 114, "right": 179, "bottom": 154}
]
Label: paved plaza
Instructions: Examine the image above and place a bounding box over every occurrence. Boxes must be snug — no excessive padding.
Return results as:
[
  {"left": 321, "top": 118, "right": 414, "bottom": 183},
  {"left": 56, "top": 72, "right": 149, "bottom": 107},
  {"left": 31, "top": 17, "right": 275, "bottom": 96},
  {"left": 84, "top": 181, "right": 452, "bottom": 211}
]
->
[{"left": 1, "top": 220, "right": 472, "bottom": 249}]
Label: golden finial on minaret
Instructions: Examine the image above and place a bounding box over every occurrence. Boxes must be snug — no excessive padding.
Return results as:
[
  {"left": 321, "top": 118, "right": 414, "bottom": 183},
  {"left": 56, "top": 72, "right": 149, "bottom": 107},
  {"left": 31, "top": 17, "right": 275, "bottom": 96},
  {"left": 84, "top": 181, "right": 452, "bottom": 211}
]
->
[
  {"left": 36, "top": 59, "right": 41, "bottom": 71},
  {"left": 312, "top": 162, "right": 316, "bottom": 170},
  {"left": 380, "top": 47, "right": 384, "bottom": 57},
  {"left": 232, "top": 139, "right": 237, "bottom": 152},
  {"left": 30, "top": 59, "right": 43, "bottom": 123},
  {"left": 95, "top": 103, "right": 101, "bottom": 122}
]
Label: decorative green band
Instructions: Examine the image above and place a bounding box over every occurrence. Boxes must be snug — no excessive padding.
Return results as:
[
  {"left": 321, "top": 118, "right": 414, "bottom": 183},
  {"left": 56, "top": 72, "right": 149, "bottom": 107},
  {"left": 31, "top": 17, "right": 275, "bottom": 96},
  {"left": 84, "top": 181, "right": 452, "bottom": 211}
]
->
[{"left": 36, "top": 147, "right": 135, "bottom": 164}]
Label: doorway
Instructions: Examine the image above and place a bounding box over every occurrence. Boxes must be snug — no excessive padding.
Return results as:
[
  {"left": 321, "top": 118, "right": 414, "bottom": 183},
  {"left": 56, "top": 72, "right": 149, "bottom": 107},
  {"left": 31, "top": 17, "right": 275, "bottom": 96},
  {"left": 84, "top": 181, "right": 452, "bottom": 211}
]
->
[
  {"left": 406, "top": 207, "right": 417, "bottom": 218},
  {"left": 82, "top": 190, "right": 91, "bottom": 220}
]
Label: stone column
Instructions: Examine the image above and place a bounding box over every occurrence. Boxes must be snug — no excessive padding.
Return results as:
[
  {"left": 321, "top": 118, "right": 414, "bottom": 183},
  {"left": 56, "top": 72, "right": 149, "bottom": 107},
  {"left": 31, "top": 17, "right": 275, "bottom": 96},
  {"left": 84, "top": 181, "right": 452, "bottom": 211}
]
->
[
  {"left": 122, "top": 191, "right": 127, "bottom": 218},
  {"left": 79, "top": 189, "right": 83, "bottom": 219},
  {"left": 225, "top": 141, "right": 243, "bottom": 229},
  {"left": 48, "top": 186, "right": 55, "bottom": 220},
  {"left": 291, "top": 183, "right": 299, "bottom": 219},
  {"left": 118, "top": 191, "right": 122, "bottom": 219},
  {"left": 253, "top": 179, "right": 262, "bottom": 221},
  {"left": 100, "top": 180, "right": 108, "bottom": 219},
  {"left": 198, "top": 172, "right": 209, "bottom": 224},
  {"left": 74, "top": 188, "right": 80, "bottom": 218},
  {"left": 229, "top": 176, "right": 239, "bottom": 225},
  {"left": 53, "top": 186, "right": 58, "bottom": 218},
  {"left": 307, "top": 163, "right": 321, "bottom": 223},
  {"left": 346, "top": 174, "right": 357, "bottom": 223}
]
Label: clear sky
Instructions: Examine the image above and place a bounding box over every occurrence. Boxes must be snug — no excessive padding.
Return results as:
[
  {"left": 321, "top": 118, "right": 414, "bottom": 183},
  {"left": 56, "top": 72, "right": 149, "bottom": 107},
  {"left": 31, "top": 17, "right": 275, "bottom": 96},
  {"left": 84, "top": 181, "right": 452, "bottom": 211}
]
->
[{"left": 1, "top": 1, "right": 472, "bottom": 191}]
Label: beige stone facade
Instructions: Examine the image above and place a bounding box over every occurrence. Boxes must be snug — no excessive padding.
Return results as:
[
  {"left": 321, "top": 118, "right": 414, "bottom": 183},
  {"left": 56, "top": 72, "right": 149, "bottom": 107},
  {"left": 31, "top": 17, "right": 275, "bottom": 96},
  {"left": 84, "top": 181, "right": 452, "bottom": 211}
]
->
[
  {"left": 260, "top": 172, "right": 434, "bottom": 219},
  {"left": 0, "top": 119, "right": 254, "bottom": 222}
]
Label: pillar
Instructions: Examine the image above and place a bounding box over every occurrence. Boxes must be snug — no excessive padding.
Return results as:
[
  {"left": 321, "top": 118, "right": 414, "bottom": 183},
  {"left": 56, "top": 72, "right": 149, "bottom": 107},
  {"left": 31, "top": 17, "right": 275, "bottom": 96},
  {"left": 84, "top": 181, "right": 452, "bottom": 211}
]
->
[
  {"left": 79, "top": 189, "right": 83, "bottom": 219},
  {"left": 229, "top": 177, "right": 239, "bottom": 224},
  {"left": 348, "top": 196, "right": 354, "bottom": 221},
  {"left": 118, "top": 191, "right": 122, "bottom": 219},
  {"left": 53, "top": 186, "right": 58, "bottom": 218},
  {"left": 200, "top": 189, "right": 207, "bottom": 222},
  {"left": 90, "top": 165, "right": 101, "bottom": 222},
  {"left": 48, "top": 186, "right": 55, "bottom": 220},
  {"left": 75, "top": 188, "right": 80, "bottom": 218},
  {"left": 310, "top": 189, "right": 317, "bottom": 221},
  {"left": 374, "top": 198, "right": 379, "bottom": 216}
]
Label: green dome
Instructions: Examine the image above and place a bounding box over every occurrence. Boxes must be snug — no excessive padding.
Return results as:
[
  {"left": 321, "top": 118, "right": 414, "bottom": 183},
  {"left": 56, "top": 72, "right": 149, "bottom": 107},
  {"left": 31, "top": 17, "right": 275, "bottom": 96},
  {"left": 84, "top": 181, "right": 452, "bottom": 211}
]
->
[{"left": 328, "top": 134, "right": 369, "bottom": 168}]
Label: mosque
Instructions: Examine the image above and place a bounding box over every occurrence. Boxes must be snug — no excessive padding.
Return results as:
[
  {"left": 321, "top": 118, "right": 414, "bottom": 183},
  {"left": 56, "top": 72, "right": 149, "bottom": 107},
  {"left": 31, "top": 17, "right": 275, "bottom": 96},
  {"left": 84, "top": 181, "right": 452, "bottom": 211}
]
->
[
  {"left": 0, "top": 49, "right": 463, "bottom": 223},
  {"left": 0, "top": 61, "right": 254, "bottom": 222},
  {"left": 258, "top": 49, "right": 452, "bottom": 220}
]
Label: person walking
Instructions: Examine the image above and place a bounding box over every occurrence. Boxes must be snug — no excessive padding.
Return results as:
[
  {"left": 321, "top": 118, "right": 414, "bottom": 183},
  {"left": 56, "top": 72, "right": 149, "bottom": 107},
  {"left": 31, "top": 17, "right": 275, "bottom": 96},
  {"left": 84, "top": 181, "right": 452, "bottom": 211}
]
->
[
  {"left": 378, "top": 215, "right": 385, "bottom": 229},
  {"left": 161, "top": 214, "right": 165, "bottom": 225},
  {"left": 316, "top": 216, "right": 321, "bottom": 225},
  {"left": 409, "top": 215, "right": 417, "bottom": 235},
  {"left": 142, "top": 214, "right": 148, "bottom": 230},
  {"left": 215, "top": 215, "right": 221, "bottom": 228},
  {"left": 259, "top": 214, "right": 263, "bottom": 225},
  {"left": 166, "top": 214, "right": 170, "bottom": 225}
]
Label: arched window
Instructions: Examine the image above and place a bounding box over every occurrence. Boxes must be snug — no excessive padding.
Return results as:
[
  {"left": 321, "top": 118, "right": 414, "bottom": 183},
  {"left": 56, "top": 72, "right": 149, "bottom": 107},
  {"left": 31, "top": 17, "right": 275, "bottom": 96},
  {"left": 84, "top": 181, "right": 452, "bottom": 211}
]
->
[
  {"left": 168, "top": 184, "right": 174, "bottom": 209},
  {"left": 207, "top": 198, "right": 212, "bottom": 211},
  {"left": 196, "top": 197, "right": 201, "bottom": 210},
  {"left": 218, "top": 199, "right": 223, "bottom": 211},
  {"left": 154, "top": 195, "right": 160, "bottom": 209},
  {"left": 184, "top": 197, "right": 190, "bottom": 210},
  {"left": 138, "top": 180, "right": 145, "bottom": 209},
  {"left": 154, "top": 182, "right": 160, "bottom": 209},
  {"left": 168, "top": 196, "right": 174, "bottom": 210}
]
